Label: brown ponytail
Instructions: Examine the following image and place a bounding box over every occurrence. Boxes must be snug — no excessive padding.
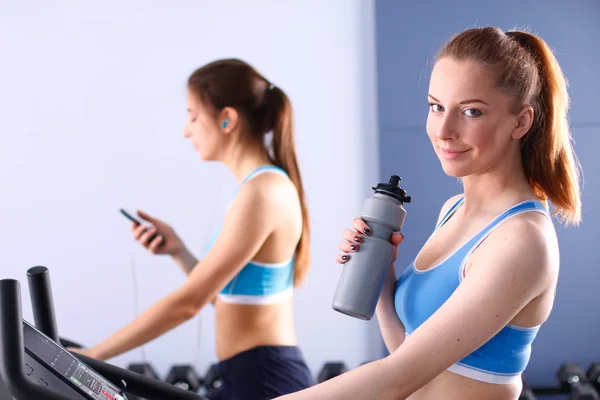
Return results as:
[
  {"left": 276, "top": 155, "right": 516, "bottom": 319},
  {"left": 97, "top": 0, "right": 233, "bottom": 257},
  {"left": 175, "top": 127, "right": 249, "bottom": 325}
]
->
[
  {"left": 187, "top": 59, "right": 311, "bottom": 285},
  {"left": 264, "top": 87, "right": 311, "bottom": 286},
  {"left": 438, "top": 27, "right": 582, "bottom": 225}
]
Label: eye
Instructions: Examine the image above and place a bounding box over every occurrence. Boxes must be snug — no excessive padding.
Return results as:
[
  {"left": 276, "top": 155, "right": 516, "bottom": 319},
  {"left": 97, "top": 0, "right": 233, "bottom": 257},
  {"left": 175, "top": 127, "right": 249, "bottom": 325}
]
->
[
  {"left": 429, "top": 103, "right": 444, "bottom": 113},
  {"left": 463, "top": 108, "right": 482, "bottom": 117}
]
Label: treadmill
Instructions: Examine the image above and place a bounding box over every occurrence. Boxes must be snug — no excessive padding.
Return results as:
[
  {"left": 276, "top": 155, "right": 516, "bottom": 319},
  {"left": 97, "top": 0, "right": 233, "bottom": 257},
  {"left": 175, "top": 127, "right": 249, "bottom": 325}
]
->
[{"left": 0, "top": 266, "right": 209, "bottom": 400}]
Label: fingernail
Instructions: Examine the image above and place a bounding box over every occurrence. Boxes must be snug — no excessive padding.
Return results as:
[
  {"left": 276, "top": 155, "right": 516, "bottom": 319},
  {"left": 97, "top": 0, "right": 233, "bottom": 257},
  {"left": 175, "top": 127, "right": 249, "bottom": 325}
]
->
[
  {"left": 341, "top": 255, "right": 348, "bottom": 261},
  {"left": 354, "top": 236, "right": 362, "bottom": 243},
  {"left": 363, "top": 228, "right": 371, "bottom": 235},
  {"left": 350, "top": 245, "right": 357, "bottom": 251},
  {"left": 400, "top": 233, "right": 405, "bottom": 240}
]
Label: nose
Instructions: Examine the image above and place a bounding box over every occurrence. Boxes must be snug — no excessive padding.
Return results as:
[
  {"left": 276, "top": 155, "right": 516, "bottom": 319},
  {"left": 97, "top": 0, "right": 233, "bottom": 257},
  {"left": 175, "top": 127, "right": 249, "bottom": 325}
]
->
[
  {"left": 182, "top": 124, "right": 191, "bottom": 138},
  {"left": 436, "top": 113, "right": 458, "bottom": 140}
]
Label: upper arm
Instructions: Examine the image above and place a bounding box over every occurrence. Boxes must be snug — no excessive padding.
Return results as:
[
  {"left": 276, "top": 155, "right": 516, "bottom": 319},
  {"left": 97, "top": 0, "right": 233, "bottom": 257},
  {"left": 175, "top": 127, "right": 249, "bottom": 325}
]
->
[
  {"left": 177, "top": 179, "right": 280, "bottom": 310},
  {"left": 387, "top": 216, "right": 556, "bottom": 396}
]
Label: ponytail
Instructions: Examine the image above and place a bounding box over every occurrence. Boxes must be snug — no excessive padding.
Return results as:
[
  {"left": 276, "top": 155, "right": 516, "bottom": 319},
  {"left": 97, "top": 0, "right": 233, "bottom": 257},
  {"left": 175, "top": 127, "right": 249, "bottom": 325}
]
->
[
  {"left": 266, "top": 87, "right": 311, "bottom": 287},
  {"left": 507, "top": 31, "right": 582, "bottom": 225}
]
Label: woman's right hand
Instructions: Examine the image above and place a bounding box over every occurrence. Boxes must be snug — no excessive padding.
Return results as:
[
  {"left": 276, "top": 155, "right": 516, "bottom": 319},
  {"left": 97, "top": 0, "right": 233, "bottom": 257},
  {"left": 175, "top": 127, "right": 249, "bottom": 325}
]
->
[
  {"left": 131, "top": 210, "right": 185, "bottom": 256},
  {"left": 336, "top": 218, "right": 404, "bottom": 265}
]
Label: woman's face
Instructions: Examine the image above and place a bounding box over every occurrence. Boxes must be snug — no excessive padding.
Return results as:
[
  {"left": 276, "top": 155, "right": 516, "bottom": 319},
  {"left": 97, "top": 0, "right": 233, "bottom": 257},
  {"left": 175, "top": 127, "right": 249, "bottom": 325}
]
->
[
  {"left": 183, "top": 90, "right": 224, "bottom": 161},
  {"left": 426, "top": 57, "right": 526, "bottom": 178}
]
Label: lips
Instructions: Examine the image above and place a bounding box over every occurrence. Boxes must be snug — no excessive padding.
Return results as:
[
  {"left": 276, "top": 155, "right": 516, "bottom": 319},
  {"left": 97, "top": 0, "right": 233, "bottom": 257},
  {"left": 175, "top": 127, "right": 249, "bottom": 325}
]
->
[
  {"left": 440, "top": 147, "right": 468, "bottom": 153},
  {"left": 438, "top": 147, "right": 471, "bottom": 160}
]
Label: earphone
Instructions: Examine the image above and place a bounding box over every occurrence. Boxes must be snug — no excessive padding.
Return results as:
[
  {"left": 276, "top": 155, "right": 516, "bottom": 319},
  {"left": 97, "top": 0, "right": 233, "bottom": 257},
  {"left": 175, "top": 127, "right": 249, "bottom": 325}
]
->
[{"left": 222, "top": 120, "right": 229, "bottom": 130}]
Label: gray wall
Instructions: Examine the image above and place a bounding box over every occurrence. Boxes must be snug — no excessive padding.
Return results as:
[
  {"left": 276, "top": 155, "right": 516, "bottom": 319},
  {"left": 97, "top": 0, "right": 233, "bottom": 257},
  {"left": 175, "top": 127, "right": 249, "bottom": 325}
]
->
[{"left": 375, "top": 0, "right": 600, "bottom": 390}]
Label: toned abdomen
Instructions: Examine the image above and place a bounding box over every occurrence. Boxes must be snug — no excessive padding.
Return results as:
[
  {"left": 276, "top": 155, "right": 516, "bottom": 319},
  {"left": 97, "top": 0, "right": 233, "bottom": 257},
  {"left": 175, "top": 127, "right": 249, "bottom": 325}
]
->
[{"left": 214, "top": 299, "right": 297, "bottom": 361}]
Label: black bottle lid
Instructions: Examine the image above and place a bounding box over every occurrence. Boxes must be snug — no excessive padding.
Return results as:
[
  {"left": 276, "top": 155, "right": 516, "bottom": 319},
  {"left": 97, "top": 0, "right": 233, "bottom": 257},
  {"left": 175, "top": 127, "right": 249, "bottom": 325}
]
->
[{"left": 372, "top": 175, "right": 411, "bottom": 203}]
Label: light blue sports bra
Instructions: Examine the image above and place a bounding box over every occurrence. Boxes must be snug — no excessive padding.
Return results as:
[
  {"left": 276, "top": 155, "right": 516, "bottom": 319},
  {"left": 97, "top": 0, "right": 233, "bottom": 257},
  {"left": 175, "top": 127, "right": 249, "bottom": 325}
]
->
[
  {"left": 394, "top": 196, "right": 550, "bottom": 384},
  {"left": 204, "top": 165, "right": 295, "bottom": 305}
]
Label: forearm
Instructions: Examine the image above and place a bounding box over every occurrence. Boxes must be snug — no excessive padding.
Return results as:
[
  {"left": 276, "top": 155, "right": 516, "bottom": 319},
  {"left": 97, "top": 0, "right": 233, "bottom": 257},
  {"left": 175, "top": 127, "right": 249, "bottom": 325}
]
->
[
  {"left": 92, "top": 291, "right": 195, "bottom": 361},
  {"left": 376, "top": 264, "right": 406, "bottom": 353},
  {"left": 172, "top": 248, "right": 199, "bottom": 275},
  {"left": 277, "top": 357, "right": 401, "bottom": 400}
]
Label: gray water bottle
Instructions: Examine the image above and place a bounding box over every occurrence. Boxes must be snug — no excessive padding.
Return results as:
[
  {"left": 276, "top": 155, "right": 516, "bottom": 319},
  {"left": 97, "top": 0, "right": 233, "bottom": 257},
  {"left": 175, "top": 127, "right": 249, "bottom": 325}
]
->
[{"left": 332, "top": 175, "right": 411, "bottom": 320}]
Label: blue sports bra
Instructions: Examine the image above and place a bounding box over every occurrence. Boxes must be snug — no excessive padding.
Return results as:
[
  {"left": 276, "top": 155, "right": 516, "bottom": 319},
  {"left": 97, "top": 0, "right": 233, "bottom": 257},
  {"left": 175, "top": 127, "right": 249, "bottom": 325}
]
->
[
  {"left": 394, "top": 196, "right": 550, "bottom": 384},
  {"left": 204, "top": 165, "right": 295, "bottom": 305}
]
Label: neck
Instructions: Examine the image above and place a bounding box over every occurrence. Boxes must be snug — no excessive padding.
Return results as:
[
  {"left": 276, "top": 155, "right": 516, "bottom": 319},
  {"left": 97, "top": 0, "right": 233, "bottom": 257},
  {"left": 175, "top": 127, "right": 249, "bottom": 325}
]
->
[
  {"left": 221, "top": 137, "right": 273, "bottom": 183},
  {"left": 460, "top": 153, "right": 534, "bottom": 214}
]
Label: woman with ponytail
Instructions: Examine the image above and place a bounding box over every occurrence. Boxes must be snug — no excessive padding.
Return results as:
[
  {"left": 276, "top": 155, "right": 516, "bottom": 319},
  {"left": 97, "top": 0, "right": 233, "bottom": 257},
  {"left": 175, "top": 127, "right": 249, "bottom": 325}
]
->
[
  {"left": 280, "top": 27, "right": 582, "bottom": 400},
  {"left": 70, "top": 59, "right": 315, "bottom": 399}
]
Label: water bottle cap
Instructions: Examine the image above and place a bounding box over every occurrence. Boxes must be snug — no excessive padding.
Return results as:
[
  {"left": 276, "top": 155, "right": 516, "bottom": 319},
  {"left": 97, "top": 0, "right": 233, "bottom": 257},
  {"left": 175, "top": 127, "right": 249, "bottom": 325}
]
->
[{"left": 372, "top": 175, "right": 411, "bottom": 203}]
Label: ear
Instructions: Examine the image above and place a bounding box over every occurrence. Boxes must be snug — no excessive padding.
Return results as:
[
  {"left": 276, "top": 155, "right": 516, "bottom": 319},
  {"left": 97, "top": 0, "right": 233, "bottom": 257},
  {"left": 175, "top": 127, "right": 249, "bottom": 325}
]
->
[
  {"left": 512, "top": 105, "right": 534, "bottom": 140},
  {"left": 218, "top": 107, "right": 239, "bottom": 134}
]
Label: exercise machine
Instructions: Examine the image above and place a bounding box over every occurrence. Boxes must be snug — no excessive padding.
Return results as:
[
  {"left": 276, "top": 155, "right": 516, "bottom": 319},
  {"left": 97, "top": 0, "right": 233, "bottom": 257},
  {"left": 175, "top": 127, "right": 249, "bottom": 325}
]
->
[
  {"left": 0, "top": 279, "right": 127, "bottom": 400},
  {"left": 0, "top": 266, "right": 209, "bottom": 400},
  {"left": 125, "top": 363, "right": 161, "bottom": 400}
]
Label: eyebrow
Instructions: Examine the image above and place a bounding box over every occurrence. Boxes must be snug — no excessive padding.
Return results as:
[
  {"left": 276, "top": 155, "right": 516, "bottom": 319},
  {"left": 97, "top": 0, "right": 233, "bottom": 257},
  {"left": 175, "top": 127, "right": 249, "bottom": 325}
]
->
[{"left": 428, "top": 94, "right": 489, "bottom": 106}]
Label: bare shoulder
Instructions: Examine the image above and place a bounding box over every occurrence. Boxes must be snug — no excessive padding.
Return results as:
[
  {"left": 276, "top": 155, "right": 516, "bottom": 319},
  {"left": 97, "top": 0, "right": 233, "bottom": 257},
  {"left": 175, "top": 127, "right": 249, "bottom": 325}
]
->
[
  {"left": 236, "top": 169, "right": 299, "bottom": 210},
  {"left": 493, "top": 209, "right": 558, "bottom": 265},
  {"left": 473, "top": 208, "right": 559, "bottom": 290}
]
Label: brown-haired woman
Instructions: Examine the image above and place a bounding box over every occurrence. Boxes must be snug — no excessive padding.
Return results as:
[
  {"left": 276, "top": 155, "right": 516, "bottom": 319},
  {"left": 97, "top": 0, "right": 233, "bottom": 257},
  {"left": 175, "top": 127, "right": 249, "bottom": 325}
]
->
[
  {"left": 278, "top": 26, "right": 582, "bottom": 400},
  {"left": 70, "top": 59, "right": 315, "bottom": 400}
]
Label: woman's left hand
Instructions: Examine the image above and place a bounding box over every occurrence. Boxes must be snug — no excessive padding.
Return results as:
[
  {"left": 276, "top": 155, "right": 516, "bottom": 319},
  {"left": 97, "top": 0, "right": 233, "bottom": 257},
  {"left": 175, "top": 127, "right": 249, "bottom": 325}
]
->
[{"left": 67, "top": 346, "right": 101, "bottom": 360}]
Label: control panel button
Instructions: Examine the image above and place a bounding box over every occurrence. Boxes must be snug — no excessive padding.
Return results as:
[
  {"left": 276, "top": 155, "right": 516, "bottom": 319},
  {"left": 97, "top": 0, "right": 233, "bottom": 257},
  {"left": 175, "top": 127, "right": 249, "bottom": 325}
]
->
[{"left": 102, "top": 390, "right": 115, "bottom": 400}]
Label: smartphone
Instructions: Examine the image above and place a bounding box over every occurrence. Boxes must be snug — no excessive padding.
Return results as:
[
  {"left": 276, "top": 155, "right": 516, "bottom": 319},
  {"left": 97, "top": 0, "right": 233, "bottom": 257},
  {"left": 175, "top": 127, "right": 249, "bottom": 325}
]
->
[
  {"left": 119, "top": 209, "right": 142, "bottom": 225},
  {"left": 119, "top": 209, "right": 164, "bottom": 246}
]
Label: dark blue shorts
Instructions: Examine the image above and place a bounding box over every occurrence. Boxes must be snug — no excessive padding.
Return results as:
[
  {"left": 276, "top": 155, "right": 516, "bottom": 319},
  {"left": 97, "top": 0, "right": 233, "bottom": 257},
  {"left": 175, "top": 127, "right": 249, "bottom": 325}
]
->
[{"left": 206, "top": 345, "right": 315, "bottom": 400}]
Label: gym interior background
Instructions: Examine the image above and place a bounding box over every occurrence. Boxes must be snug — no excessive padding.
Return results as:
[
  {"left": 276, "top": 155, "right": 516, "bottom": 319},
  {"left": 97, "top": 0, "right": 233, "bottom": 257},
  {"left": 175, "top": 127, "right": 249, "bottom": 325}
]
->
[{"left": 1, "top": 0, "right": 597, "bottom": 398}]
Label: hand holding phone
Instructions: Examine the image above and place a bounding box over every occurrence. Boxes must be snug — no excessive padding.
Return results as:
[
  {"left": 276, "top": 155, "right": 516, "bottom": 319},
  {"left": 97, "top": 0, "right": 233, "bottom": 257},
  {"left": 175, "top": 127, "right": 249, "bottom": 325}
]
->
[{"left": 120, "top": 208, "right": 165, "bottom": 247}]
